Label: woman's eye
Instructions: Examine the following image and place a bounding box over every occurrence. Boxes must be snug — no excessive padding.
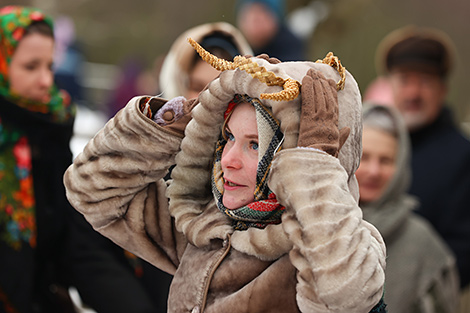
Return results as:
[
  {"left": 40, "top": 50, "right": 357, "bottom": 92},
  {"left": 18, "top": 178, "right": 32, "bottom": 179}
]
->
[
  {"left": 24, "top": 63, "right": 37, "bottom": 71},
  {"left": 223, "top": 128, "right": 234, "bottom": 141},
  {"left": 250, "top": 141, "right": 259, "bottom": 151}
]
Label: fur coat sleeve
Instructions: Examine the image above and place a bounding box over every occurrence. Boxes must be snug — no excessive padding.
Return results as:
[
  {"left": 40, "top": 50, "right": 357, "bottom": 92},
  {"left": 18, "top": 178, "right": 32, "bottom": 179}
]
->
[
  {"left": 269, "top": 148, "right": 386, "bottom": 313},
  {"left": 63, "top": 96, "right": 187, "bottom": 275}
]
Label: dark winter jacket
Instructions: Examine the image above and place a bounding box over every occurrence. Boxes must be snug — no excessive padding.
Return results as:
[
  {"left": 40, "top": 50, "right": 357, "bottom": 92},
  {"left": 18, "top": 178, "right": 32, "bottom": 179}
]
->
[
  {"left": 0, "top": 96, "right": 172, "bottom": 313},
  {"left": 0, "top": 95, "right": 75, "bottom": 313},
  {"left": 409, "top": 106, "right": 470, "bottom": 288},
  {"left": 253, "top": 24, "right": 305, "bottom": 62}
]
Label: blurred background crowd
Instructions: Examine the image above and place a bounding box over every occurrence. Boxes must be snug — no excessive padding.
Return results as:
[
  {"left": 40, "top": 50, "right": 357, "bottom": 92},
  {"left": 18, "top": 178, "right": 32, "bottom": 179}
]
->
[{"left": 6, "top": 0, "right": 470, "bottom": 134}]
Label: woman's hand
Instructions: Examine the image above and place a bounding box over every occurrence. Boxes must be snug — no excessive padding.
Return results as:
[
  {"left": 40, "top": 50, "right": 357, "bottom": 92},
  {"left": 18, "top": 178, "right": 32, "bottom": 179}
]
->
[
  {"left": 297, "top": 68, "right": 350, "bottom": 157},
  {"left": 154, "top": 96, "right": 198, "bottom": 136},
  {"left": 139, "top": 96, "right": 198, "bottom": 137}
]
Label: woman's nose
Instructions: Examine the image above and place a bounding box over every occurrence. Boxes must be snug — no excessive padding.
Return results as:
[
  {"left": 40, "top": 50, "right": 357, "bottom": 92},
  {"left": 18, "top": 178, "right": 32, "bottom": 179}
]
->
[
  {"left": 221, "top": 144, "right": 242, "bottom": 170},
  {"left": 39, "top": 68, "right": 53, "bottom": 89},
  {"left": 366, "top": 160, "right": 382, "bottom": 177}
]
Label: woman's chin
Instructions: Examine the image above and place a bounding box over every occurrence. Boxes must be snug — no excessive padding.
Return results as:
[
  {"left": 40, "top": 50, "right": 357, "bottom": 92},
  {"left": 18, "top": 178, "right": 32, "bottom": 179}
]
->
[
  {"left": 222, "top": 194, "right": 253, "bottom": 210},
  {"left": 222, "top": 198, "right": 238, "bottom": 210}
]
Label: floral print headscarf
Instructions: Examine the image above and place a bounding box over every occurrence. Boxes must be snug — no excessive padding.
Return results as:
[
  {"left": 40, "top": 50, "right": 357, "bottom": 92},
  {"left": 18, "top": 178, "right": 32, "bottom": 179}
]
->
[
  {"left": 0, "top": 6, "right": 73, "bottom": 250},
  {"left": 0, "top": 5, "right": 73, "bottom": 121}
]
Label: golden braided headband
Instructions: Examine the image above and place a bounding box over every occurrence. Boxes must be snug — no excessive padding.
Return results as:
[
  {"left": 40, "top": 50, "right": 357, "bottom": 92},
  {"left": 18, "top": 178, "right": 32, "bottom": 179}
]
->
[
  {"left": 315, "top": 52, "right": 346, "bottom": 91},
  {"left": 188, "top": 38, "right": 346, "bottom": 101}
]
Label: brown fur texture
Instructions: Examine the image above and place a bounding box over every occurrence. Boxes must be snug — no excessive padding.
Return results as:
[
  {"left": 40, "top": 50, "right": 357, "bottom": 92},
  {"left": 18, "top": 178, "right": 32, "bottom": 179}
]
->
[{"left": 64, "top": 56, "right": 385, "bottom": 312}]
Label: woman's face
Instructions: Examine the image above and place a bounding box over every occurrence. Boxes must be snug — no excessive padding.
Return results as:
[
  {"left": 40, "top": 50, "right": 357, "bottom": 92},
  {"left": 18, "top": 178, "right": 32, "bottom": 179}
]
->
[
  {"left": 356, "top": 127, "right": 398, "bottom": 203},
  {"left": 221, "top": 102, "right": 259, "bottom": 209},
  {"left": 237, "top": 3, "right": 278, "bottom": 50},
  {"left": 9, "top": 32, "right": 54, "bottom": 101},
  {"left": 186, "top": 59, "right": 220, "bottom": 99}
]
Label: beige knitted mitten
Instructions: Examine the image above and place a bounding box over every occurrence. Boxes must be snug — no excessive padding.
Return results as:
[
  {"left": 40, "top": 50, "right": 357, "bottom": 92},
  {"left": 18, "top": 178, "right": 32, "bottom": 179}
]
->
[
  {"left": 297, "top": 68, "right": 350, "bottom": 157},
  {"left": 153, "top": 96, "right": 198, "bottom": 137}
]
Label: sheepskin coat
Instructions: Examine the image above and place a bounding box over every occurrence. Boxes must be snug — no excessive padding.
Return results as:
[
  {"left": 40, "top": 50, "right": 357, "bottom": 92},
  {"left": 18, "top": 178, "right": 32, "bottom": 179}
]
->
[{"left": 64, "top": 56, "right": 386, "bottom": 313}]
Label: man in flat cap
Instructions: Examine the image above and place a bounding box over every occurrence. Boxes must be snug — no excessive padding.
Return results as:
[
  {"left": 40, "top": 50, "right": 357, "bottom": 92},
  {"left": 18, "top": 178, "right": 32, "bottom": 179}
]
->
[{"left": 376, "top": 25, "right": 470, "bottom": 291}]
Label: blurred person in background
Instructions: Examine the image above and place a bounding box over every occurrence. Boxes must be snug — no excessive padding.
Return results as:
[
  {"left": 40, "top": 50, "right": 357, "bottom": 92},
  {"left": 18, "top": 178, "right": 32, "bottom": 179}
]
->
[
  {"left": 0, "top": 6, "right": 172, "bottom": 313},
  {"left": 357, "top": 103, "right": 459, "bottom": 312},
  {"left": 106, "top": 57, "right": 150, "bottom": 118},
  {"left": 0, "top": 6, "right": 77, "bottom": 312},
  {"left": 53, "top": 15, "right": 85, "bottom": 106},
  {"left": 158, "top": 21, "right": 253, "bottom": 100},
  {"left": 362, "top": 76, "right": 394, "bottom": 107},
  {"left": 235, "top": 0, "right": 305, "bottom": 61},
  {"left": 52, "top": 15, "right": 109, "bottom": 161},
  {"left": 376, "top": 25, "right": 470, "bottom": 291}
]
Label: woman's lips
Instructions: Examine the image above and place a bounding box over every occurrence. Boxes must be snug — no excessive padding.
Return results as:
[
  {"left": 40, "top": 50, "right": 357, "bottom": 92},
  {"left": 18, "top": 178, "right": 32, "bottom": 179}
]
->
[
  {"left": 223, "top": 179, "right": 245, "bottom": 191},
  {"left": 361, "top": 181, "right": 381, "bottom": 191}
]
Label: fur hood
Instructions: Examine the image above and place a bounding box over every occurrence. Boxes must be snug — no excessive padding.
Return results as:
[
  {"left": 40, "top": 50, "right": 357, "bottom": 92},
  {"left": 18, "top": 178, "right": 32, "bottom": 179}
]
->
[
  {"left": 167, "top": 55, "right": 364, "bottom": 258},
  {"left": 158, "top": 22, "right": 253, "bottom": 99}
]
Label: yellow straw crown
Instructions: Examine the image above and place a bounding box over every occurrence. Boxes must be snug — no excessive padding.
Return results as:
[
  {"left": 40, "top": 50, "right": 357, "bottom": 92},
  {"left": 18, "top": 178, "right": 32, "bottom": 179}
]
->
[
  {"left": 188, "top": 38, "right": 300, "bottom": 101},
  {"left": 188, "top": 38, "right": 346, "bottom": 100},
  {"left": 315, "top": 52, "right": 346, "bottom": 91}
]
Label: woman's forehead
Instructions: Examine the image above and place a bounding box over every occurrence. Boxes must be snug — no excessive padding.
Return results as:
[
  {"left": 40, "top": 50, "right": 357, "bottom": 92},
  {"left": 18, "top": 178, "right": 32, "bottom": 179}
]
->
[{"left": 228, "top": 102, "right": 257, "bottom": 128}]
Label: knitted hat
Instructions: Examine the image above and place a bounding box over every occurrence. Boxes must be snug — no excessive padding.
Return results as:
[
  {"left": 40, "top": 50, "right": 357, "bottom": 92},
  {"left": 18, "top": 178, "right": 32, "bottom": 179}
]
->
[
  {"left": 200, "top": 32, "right": 241, "bottom": 60},
  {"left": 236, "top": 0, "right": 285, "bottom": 22},
  {"left": 376, "top": 25, "right": 456, "bottom": 78}
]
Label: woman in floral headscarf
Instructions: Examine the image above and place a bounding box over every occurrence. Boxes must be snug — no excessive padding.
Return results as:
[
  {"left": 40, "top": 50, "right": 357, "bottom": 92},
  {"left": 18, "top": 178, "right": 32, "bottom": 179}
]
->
[
  {"left": 0, "top": 5, "right": 76, "bottom": 312},
  {"left": 0, "top": 6, "right": 178, "bottom": 313}
]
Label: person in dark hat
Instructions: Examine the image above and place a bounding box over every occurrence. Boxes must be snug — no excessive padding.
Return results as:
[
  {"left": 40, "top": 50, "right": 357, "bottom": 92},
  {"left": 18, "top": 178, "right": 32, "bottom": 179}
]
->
[
  {"left": 235, "top": 0, "right": 305, "bottom": 61},
  {"left": 376, "top": 25, "right": 470, "bottom": 290}
]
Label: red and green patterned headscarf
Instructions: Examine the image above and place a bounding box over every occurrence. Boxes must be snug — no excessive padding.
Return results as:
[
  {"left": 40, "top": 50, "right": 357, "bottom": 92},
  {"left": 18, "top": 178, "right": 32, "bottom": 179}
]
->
[
  {"left": 0, "top": 6, "right": 74, "bottom": 251},
  {"left": 0, "top": 5, "right": 73, "bottom": 122}
]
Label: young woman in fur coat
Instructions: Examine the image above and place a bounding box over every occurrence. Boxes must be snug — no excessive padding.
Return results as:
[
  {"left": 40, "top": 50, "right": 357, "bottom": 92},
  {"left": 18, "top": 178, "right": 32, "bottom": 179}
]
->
[{"left": 64, "top": 40, "right": 387, "bottom": 312}]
